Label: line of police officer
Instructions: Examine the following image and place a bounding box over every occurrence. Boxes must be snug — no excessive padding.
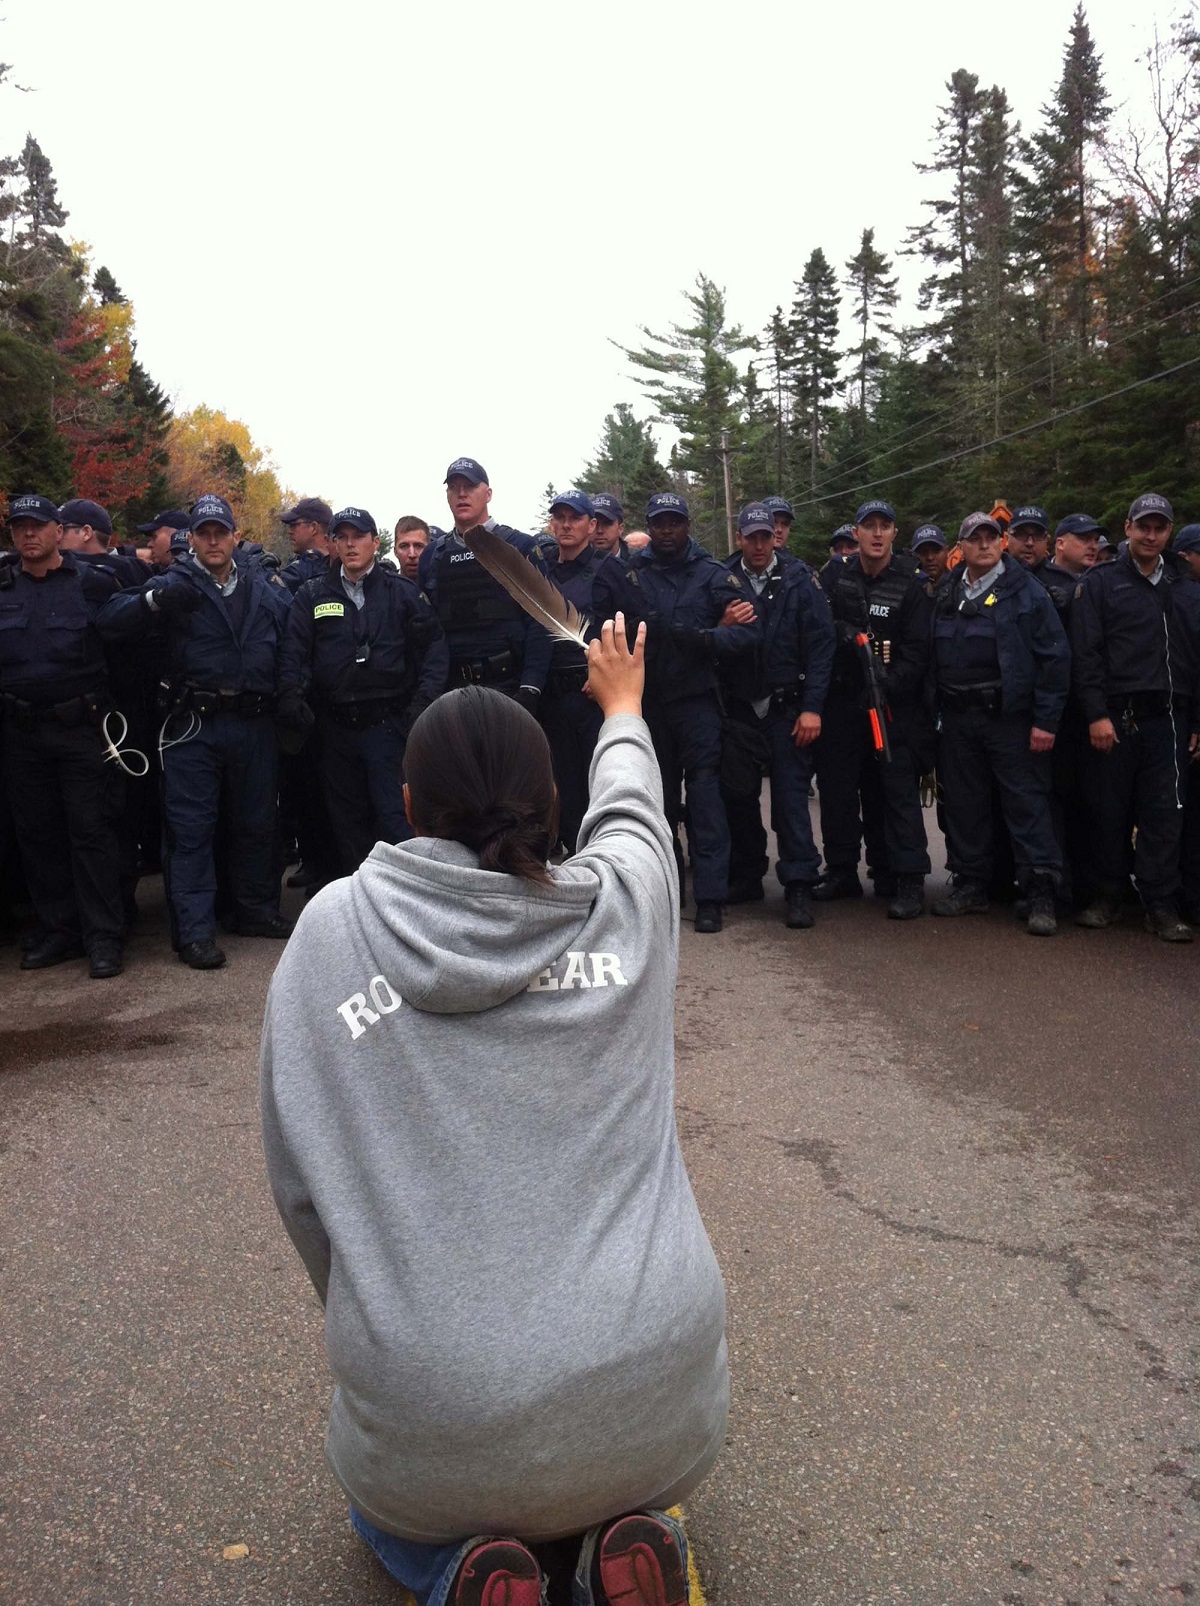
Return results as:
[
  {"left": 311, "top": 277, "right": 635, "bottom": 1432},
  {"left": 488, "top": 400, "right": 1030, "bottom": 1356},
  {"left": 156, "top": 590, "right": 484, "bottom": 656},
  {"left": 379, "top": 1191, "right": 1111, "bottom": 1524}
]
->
[{"left": 2, "top": 467, "right": 1198, "bottom": 978}]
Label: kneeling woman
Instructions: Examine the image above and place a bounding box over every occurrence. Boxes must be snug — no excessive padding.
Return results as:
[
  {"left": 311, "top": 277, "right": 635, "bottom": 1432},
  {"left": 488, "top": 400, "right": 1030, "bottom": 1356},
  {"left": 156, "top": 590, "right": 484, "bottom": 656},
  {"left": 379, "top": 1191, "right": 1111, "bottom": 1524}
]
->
[{"left": 261, "top": 618, "right": 727, "bottom": 1606}]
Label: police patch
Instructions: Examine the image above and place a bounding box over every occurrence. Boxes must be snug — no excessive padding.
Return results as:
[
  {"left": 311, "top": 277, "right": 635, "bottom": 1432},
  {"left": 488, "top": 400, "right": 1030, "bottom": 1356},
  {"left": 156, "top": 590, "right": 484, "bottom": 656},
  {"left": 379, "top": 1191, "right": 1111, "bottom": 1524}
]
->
[
  {"left": 727, "top": 574, "right": 743, "bottom": 589},
  {"left": 314, "top": 601, "right": 345, "bottom": 619}
]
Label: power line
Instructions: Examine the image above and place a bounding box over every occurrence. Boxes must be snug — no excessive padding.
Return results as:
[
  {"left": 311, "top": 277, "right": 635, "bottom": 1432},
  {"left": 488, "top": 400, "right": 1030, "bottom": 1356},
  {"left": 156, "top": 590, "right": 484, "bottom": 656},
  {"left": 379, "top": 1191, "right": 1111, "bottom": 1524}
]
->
[{"left": 787, "top": 354, "right": 1200, "bottom": 513}]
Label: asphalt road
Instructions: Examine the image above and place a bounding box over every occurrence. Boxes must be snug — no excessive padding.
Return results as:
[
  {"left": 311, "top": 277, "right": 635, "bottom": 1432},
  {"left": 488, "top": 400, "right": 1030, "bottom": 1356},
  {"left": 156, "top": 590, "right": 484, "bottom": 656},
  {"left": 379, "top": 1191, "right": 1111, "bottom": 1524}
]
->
[{"left": 1, "top": 834, "right": 1197, "bottom": 1605}]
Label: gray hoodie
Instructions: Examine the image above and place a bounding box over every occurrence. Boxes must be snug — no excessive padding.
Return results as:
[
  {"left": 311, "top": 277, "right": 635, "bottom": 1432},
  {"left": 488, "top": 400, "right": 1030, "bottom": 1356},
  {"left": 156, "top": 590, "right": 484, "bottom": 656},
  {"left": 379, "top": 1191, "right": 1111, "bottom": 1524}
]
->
[{"left": 260, "top": 713, "right": 728, "bottom": 1544}]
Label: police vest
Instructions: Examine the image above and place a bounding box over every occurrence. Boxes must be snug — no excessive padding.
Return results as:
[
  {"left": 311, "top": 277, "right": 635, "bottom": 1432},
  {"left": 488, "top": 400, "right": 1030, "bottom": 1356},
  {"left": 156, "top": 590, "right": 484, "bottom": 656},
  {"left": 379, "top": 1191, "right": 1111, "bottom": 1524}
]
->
[
  {"left": 831, "top": 553, "right": 915, "bottom": 637},
  {"left": 934, "top": 578, "right": 1002, "bottom": 686},
  {"left": 434, "top": 542, "right": 524, "bottom": 636}
]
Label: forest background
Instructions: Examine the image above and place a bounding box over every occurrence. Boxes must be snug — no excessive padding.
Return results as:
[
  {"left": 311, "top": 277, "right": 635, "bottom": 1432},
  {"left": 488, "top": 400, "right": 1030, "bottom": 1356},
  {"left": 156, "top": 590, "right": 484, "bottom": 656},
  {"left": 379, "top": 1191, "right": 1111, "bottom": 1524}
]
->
[{"left": 0, "top": 4, "right": 1196, "bottom": 564}]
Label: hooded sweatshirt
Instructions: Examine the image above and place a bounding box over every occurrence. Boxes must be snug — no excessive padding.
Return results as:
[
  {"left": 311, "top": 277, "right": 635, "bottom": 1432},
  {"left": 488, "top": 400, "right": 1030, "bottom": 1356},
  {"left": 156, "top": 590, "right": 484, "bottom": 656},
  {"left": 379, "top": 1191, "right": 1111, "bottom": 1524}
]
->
[{"left": 260, "top": 713, "right": 728, "bottom": 1544}]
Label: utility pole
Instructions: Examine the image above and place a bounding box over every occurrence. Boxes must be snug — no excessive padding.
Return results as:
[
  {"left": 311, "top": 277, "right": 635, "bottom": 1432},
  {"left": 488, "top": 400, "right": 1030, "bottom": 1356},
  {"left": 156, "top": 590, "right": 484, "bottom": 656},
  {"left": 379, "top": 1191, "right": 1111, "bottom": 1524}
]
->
[{"left": 720, "top": 428, "right": 735, "bottom": 554}]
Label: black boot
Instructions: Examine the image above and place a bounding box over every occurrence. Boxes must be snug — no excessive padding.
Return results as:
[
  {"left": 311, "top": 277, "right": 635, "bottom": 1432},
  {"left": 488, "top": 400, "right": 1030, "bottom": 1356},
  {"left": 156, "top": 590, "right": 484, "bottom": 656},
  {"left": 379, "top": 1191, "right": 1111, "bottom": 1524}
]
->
[
  {"left": 784, "top": 882, "right": 815, "bottom": 929},
  {"left": 1025, "top": 873, "right": 1058, "bottom": 937},
  {"left": 932, "top": 879, "right": 988, "bottom": 917},
  {"left": 887, "top": 875, "right": 925, "bottom": 920},
  {"left": 1144, "top": 905, "right": 1194, "bottom": 943},
  {"left": 693, "top": 901, "right": 724, "bottom": 934},
  {"left": 811, "top": 870, "right": 863, "bottom": 902}
]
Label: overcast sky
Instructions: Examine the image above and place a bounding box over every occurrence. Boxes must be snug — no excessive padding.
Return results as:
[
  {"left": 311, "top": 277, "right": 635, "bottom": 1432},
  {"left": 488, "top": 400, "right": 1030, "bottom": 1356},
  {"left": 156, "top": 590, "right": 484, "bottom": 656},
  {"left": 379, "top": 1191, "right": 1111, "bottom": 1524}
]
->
[{"left": 0, "top": 0, "right": 1165, "bottom": 530}]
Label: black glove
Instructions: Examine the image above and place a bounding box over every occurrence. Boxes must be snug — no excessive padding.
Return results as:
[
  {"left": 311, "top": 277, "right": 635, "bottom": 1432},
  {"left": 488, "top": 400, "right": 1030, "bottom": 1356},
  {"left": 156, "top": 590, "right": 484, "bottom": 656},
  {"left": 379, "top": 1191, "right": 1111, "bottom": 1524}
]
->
[
  {"left": 150, "top": 583, "right": 202, "bottom": 618},
  {"left": 275, "top": 693, "right": 314, "bottom": 754},
  {"left": 668, "top": 625, "right": 711, "bottom": 659},
  {"left": 835, "top": 620, "right": 865, "bottom": 648},
  {"left": 513, "top": 686, "right": 540, "bottom": 716}
]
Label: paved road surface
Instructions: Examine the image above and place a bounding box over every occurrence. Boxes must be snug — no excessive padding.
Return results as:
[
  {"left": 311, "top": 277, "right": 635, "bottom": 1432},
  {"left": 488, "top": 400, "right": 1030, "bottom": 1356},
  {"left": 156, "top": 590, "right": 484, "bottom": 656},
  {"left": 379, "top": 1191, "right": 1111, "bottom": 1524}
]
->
[{"left": 1, "top": 849, "right": 1196, "bottom": 1604}]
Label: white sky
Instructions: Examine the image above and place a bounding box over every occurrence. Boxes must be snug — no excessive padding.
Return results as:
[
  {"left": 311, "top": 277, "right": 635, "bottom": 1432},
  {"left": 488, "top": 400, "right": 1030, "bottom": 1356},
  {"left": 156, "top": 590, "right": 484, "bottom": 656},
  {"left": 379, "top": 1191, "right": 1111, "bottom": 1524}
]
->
[{"left": 0, "top": 0, "right": 1165, "bottom": 530}]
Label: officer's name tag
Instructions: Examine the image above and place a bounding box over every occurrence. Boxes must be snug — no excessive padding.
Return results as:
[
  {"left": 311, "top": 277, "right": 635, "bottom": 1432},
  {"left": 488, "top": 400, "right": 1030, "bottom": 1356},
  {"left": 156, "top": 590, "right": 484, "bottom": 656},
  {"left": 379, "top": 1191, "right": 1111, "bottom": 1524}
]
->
[{"left": 314, "top": 601, "right": 345, "bottom": 619}]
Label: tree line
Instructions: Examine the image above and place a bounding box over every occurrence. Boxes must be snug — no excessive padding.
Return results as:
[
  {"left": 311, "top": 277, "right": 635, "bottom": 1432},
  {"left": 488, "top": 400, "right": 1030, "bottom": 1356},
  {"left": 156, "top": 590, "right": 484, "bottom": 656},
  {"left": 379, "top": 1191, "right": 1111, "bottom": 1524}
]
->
[
  {"left": 577, "top": 5, "right": 1200, "bottom": 561},
  {"left": 0, "top": 63, "right": 284, "bottom": 543}
]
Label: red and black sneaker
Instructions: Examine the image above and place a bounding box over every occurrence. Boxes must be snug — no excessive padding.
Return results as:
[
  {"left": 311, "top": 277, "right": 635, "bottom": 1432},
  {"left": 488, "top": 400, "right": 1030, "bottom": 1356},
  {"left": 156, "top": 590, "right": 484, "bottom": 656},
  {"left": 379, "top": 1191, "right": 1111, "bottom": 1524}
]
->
[
  {"left": 452, "top": 1538, "right": 544, "bottom": 1606},
  {"left": 596, "top": 1513, "right": 688, "bottom": 1606}
]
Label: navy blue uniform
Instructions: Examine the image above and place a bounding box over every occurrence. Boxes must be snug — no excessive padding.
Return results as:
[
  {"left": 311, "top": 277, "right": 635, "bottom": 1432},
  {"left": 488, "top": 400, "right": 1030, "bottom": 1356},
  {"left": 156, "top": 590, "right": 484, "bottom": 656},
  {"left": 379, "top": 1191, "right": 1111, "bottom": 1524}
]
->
[
  {"left": 279, "top": 562, "right": 449, "bottom": 872},
  {"left": 1071, "top": 551, "right": 1200, "bottom": 909},
  {"left": 1172, "top": 575, "right": 1200, "bottom": 919},
  {"left": 276, "top": 552, "right": 336, "bottom": 885},
  {"left": 720, "top": 555, "right": 835, "bottom": 891},
  {"left": 622, "top": 539, "right": 760, "bottom": 902},
  {"left": 0, "top": 552, "right": 125, "bottom": 951},
  {"left": 540, "top": 548, "right": 627, "bottom": 851},
  {"left": 417, "top": 523, "right": 553, "bottom": 696},
  {"left": 816, "top": 553, "right": 933, "bottom": 887},
  {"left": 931, "top": 557, "right": 1068, "bottom": 892},
  {"left": 1035, "top": 560, "right": 1094, "bottom": 903},
  {"left": 280, "top": 548, "right": 330, "bottom": 595},
  {"left": 98, "top": 558, "right": 292, "bottom": 947}
]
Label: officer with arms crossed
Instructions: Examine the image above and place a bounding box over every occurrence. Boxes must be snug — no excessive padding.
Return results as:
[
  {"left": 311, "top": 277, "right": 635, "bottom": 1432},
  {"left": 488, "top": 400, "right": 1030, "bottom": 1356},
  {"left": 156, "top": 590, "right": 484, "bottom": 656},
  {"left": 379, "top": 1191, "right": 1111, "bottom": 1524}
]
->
[
  {"left": 541, "top": 490, "right": 627, "bottom": 852},
  {"left": 929, "top": 511, "right": 1070, "bottom": 935},
  {"left": 720, "top": 503, "right": 835, "bottom": 928},
  {"left": 625, "top": 492, "right": 759, "bottom": 933},
  {"left": 1070, "top": 493, "right": 1200, "bottom": 941},
  {"left": 815, "top": 500, "right": 933, "bottom": 918},
  {"left": 278, "top": 506, "right": 448, "bottom": 875},
  {"left": 99, "top": 494, "right": 294, "bottom": 969},
  {"left": 0, "top": 495, "right": 125, "bottom": 977},
  {"left": 418, "top": 457, "right": 552, "bottom": 711}
]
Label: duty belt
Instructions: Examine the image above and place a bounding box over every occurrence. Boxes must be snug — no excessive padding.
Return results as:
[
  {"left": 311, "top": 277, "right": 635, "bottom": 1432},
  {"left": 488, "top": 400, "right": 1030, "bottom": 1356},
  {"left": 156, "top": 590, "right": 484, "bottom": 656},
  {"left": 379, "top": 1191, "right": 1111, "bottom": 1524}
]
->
[
  {"left": 450, "top": 650, "right": 516, "bottom": 686},
  {"left": 939, "top": 682, "right": 1002, "bottom": 714},
  {"left": 1106, "top": 691, "right": 1171, "bottom": 721},
  {"left": 324, "top": 696, "right": 407, "bottom": 730},
  {"left": 0, "top": 690, "right": 109, "bottom": 730},
  {"left": 545, "top": 663, "right": 589, "bottom": 697},
  {"left": 170, "top": 683, "right": 274, "bottom": 718}
]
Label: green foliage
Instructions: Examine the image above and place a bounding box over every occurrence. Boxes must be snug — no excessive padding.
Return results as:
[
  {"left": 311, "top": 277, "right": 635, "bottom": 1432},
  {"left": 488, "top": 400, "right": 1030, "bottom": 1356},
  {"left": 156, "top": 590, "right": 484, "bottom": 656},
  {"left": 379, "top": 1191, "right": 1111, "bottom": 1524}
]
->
[{"left": 577, "top": 402, "right": 669, "bottom": 522}]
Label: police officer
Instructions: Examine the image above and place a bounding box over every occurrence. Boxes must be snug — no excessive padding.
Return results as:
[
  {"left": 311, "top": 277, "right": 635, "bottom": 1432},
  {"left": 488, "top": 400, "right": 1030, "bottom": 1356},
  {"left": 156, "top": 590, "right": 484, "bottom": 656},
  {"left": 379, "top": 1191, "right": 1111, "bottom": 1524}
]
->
[
  {"left": 393, "top": 516, "right": 431, "bottom": 582},
  {"left": 814, "top": 500, "right": 933, "bottom": 917},
  {"left": 0, "top": 495, "right": 125, "bottom": 977},
  {"left": 539, "top": 490, "right": 627, "bottom": 852},
  {"left": 279, "top": 506, "right": 448, "bottom": 874},
  {"left": 137, "top": 509, "right": 192, "bottom": 570},
  {"left": 98, "top": 493, "right": 294, "bottom": 968},
  {"left": 625, "top": 492, "right": 759, "bottom": 933},
  {"left": 1005, "top": 505, "right": 1052, "bottom": 571},
  {"left": 60, "top": 499, "right": 152, "bottom": 587},
  {"left": 721, "top": 503, "right": 835, "bottom": 928},
  {"left": 1035, "top": 514, "right": 1104, "bottom": 906},
  {"left": 1171, "top": 524, "right": 1200, "bottom": 923},
  {"left": 1070, "top": 492, "right": 1199, "bottom": 941},
  {"left": 761, "top": 495, "right": 795, "bottom": 551},
  {"left": 929, "top": 512, "right": 1070, "bottom": 934},
  {"left": 418, "top": 457, "right": 553, "bottom": 709},
  {"left": 829, "top": 524, "right": 858, "bottom": 560},
  {"left": 591, "top": 494, "right": 630, "bottom": 563},
  {"left": 279, "top": 498, "right": 333, "bottom": 593},
  {"left": 912, "top": 524, "right": 949, "bottom": 593}
]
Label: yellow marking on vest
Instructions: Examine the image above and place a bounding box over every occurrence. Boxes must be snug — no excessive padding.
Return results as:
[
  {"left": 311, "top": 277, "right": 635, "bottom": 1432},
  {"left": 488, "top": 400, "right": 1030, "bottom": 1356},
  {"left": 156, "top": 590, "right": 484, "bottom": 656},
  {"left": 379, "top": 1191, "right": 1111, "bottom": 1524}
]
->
[{"left": 314, "top": 600, "right": 345, "bottom": 619}]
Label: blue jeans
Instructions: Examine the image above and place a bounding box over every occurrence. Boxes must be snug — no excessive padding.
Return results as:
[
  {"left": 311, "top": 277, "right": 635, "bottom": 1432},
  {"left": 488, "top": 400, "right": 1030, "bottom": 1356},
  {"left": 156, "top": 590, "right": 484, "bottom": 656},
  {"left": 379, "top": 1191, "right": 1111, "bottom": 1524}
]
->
[{"left": 350, "top": 1505, "right": 689, "bottom": 1606}]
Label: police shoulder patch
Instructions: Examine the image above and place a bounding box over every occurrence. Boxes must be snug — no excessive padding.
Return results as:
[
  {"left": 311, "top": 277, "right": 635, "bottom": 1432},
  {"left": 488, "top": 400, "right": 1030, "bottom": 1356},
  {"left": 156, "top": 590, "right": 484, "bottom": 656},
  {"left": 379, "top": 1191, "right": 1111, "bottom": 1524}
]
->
[
  {"left": 313, "top": 600, "right": 345, "bottom": 619},
  {"left": 726, "top": 574, "right": 743, "bottom": 589}
]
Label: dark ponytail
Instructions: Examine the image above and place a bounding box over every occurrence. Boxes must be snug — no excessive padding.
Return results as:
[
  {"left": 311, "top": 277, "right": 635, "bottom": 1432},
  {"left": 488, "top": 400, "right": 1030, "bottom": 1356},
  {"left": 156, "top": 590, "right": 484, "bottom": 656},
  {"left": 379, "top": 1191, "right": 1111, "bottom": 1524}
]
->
[{"left": 404, "top": 687, "right": 558, "bottom": 885}]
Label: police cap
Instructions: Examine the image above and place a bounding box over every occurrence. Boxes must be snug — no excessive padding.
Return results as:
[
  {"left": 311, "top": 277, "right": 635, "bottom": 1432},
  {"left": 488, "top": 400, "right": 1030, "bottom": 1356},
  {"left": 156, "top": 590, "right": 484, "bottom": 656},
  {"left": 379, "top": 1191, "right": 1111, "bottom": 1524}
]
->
[
  {"left": 1010, "top": 505, "right": 1049, "bottom": 532},
  {"left": 60, "top": 497, "right": 113, "bottom": 536},
  {"left": 958, "top": 511, "right": 1003, "bottom": 542},
  {"left": 591, "top": 493, "right": 624, "bottom": 524},
  {"left": 8, "top": 493, "right": 61, "bottom": 524},
  {"left": 761, "top": 495, "right": 794, "bottom": 520},
  {"left": 1054, "top": 514, "right": 1105, "bottom": 540},
  {"left": 331, "top": 506, "right": 378, "bottom": 536},
  {"left": 281, "top": 497, "right": 333, "bottom": 527},
  {"left": 444, "top": 457, "right": 489, "bottom": 486},
  {"left": 829, "top": 524, "right": 856, "bottom": 549},
  {"left": 137, "top": 508, "right": 192, "bottom": 534},
  {"left": 190, "top": 494, "right": 236, "bottom": 532},
  {"left": 549, "top": 489, "right": 595, "bottom": 518},
  {"left": 911, "top": 523, "right": 947, "bottom": 550},
  {"left": 737, "top": 502, "right": 775, "bottom": 537},
  {"left": 1128, "top": 492, "right": 1174, "bottom": 523},
  {"left": 1172, "top": 523, "right": 1200, "bottom": 554},
  {"left": 646, "top": 492, "right": 689, "bottom": 522},
  {"left": 854, "top": 499, "right": 896, "bottom": 525}
]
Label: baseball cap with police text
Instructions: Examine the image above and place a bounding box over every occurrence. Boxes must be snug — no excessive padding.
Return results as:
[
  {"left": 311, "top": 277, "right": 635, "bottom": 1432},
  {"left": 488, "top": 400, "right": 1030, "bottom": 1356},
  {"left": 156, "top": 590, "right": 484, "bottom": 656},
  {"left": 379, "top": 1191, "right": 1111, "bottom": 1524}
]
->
[
  {"left": 646, "top": 492, "right": 689, "bottom": 521},
  {"left": 761, "top": 495, "right": 794, "bottom": 520},
  {"left": 738, "top": 502, "right": 775, "bottom": 537},
  {"left": 592, "top": 493, "right": 624, "bottom": 523},
  {"left": 331, "top": 507, "right": 378, "bottom": 536},
  {"left": 1010, "top": 505, "right": 1049, "bottom": 532},
  {"left": 959, "top": 511, "right": 1003, "bottom": 542},
  {"left": 1128, "top": 493, "right": 1173, "bottom": 523},
  {"left": 8, "top": 493, "right": 61, "bottom": 524},
  {"left": 444, "top": 457, "right": 489, "bottom": 486},
  {"left": 550, "top": 489, "right": 595, "bottom": 518},
  {"left": 855, "top": 500, "right": 896, "bottom": 525},
  {"left": 911, "top": 523, "right": 947, "bottom": 550},
  {"left": 190, "top": 494, "right": 236, "bottom": 532}
]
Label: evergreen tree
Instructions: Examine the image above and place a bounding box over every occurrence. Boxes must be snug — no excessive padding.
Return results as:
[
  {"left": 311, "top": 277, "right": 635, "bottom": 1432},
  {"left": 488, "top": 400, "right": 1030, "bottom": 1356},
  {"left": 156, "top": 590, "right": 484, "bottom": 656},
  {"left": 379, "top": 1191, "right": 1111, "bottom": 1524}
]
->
[
  {"left": 617, "top": 273, "right": 753, "bottom": 548},
  {"left": 759, "top": 306, "right": 795, "bottom": 490},
  {"left": 788, "top": 248, "right": 840, "bottom": 494},
  {"left": 92, "top": 265, "right": 125, "bottom": 305},
  {"left": 577, "top": 401, "right": 668, "bottom": 517},
  {"left": 17, "top": 134, "right": 68, "bottom": 252},
  {"left": 907, "top": 69, "right": 986, "bottom": 347},
  {"left": 844, "top": 228, "right": 899, "bottom": 422}
]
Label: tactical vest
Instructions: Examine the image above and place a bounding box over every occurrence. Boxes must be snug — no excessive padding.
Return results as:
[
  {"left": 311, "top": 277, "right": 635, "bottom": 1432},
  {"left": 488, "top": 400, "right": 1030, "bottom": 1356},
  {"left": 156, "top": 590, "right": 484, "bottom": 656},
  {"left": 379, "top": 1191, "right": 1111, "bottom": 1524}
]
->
[
  {"left": 831, "top": 554, "right": 915, "bottom": 638},
  {"left": 434, "top": 542, "right": 524, "bottom": 636}
]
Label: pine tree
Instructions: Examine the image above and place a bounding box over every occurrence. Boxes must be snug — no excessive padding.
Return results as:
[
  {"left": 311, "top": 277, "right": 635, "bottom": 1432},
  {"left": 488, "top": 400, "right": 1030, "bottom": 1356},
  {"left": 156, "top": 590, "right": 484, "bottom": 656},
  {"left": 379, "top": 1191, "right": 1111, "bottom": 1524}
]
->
[
  {"left": 788, "top": 249, "right": 840, "bottom": 493},
  {"left": 577, "top": 402, "right": 668, "bottom": 518},
  {"left": 844, "top": 228, "right": 899, "bottom": 423},
  {"left": 617, "top": 274, "right": 753, "bottom": 547},
  {"left": 759, "top": 306, "right": 795, "bottom": 490},
  {"left": 907, "top": 69, "right": 986, "bottom": 349},
  {"left": 17, "top": 134, "right": 68, "bottom": 252},
  {"left": 92, "top": 265, "right": 125, "bottom": 306}
]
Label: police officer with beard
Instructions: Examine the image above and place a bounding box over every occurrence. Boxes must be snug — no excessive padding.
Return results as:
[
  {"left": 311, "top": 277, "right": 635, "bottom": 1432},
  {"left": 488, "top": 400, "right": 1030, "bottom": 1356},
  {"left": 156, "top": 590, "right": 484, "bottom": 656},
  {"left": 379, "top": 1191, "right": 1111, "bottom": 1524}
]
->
[
  {"left": 540, "top": 490, "right": 627, "bottom": 852},
  {"left": 98, "top": 494, "right": 294, "bottom": 969},
  {"left": 814, "top": 500, "right": 933, "bottom": 918},
  {"left": 0, "top": 495, "right": 125, "bottom": 977},
  {"left": 929, "top": 512, "right": 1069, "bottom": 935},
  {"left": 418, "top": 457, "right": 553, "bottom": 710},
  {"left": 1071, "top": 493, "right": 1200, "bottom": 941},
  {"left": 721, "top": 503, "right": 835, "bottom": 928},
  {"left": 278, "top": 506, "right": 448, "bottom": 874},
  {"left": 623, "top": 492, "right": 760, "bottom": 933}
]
